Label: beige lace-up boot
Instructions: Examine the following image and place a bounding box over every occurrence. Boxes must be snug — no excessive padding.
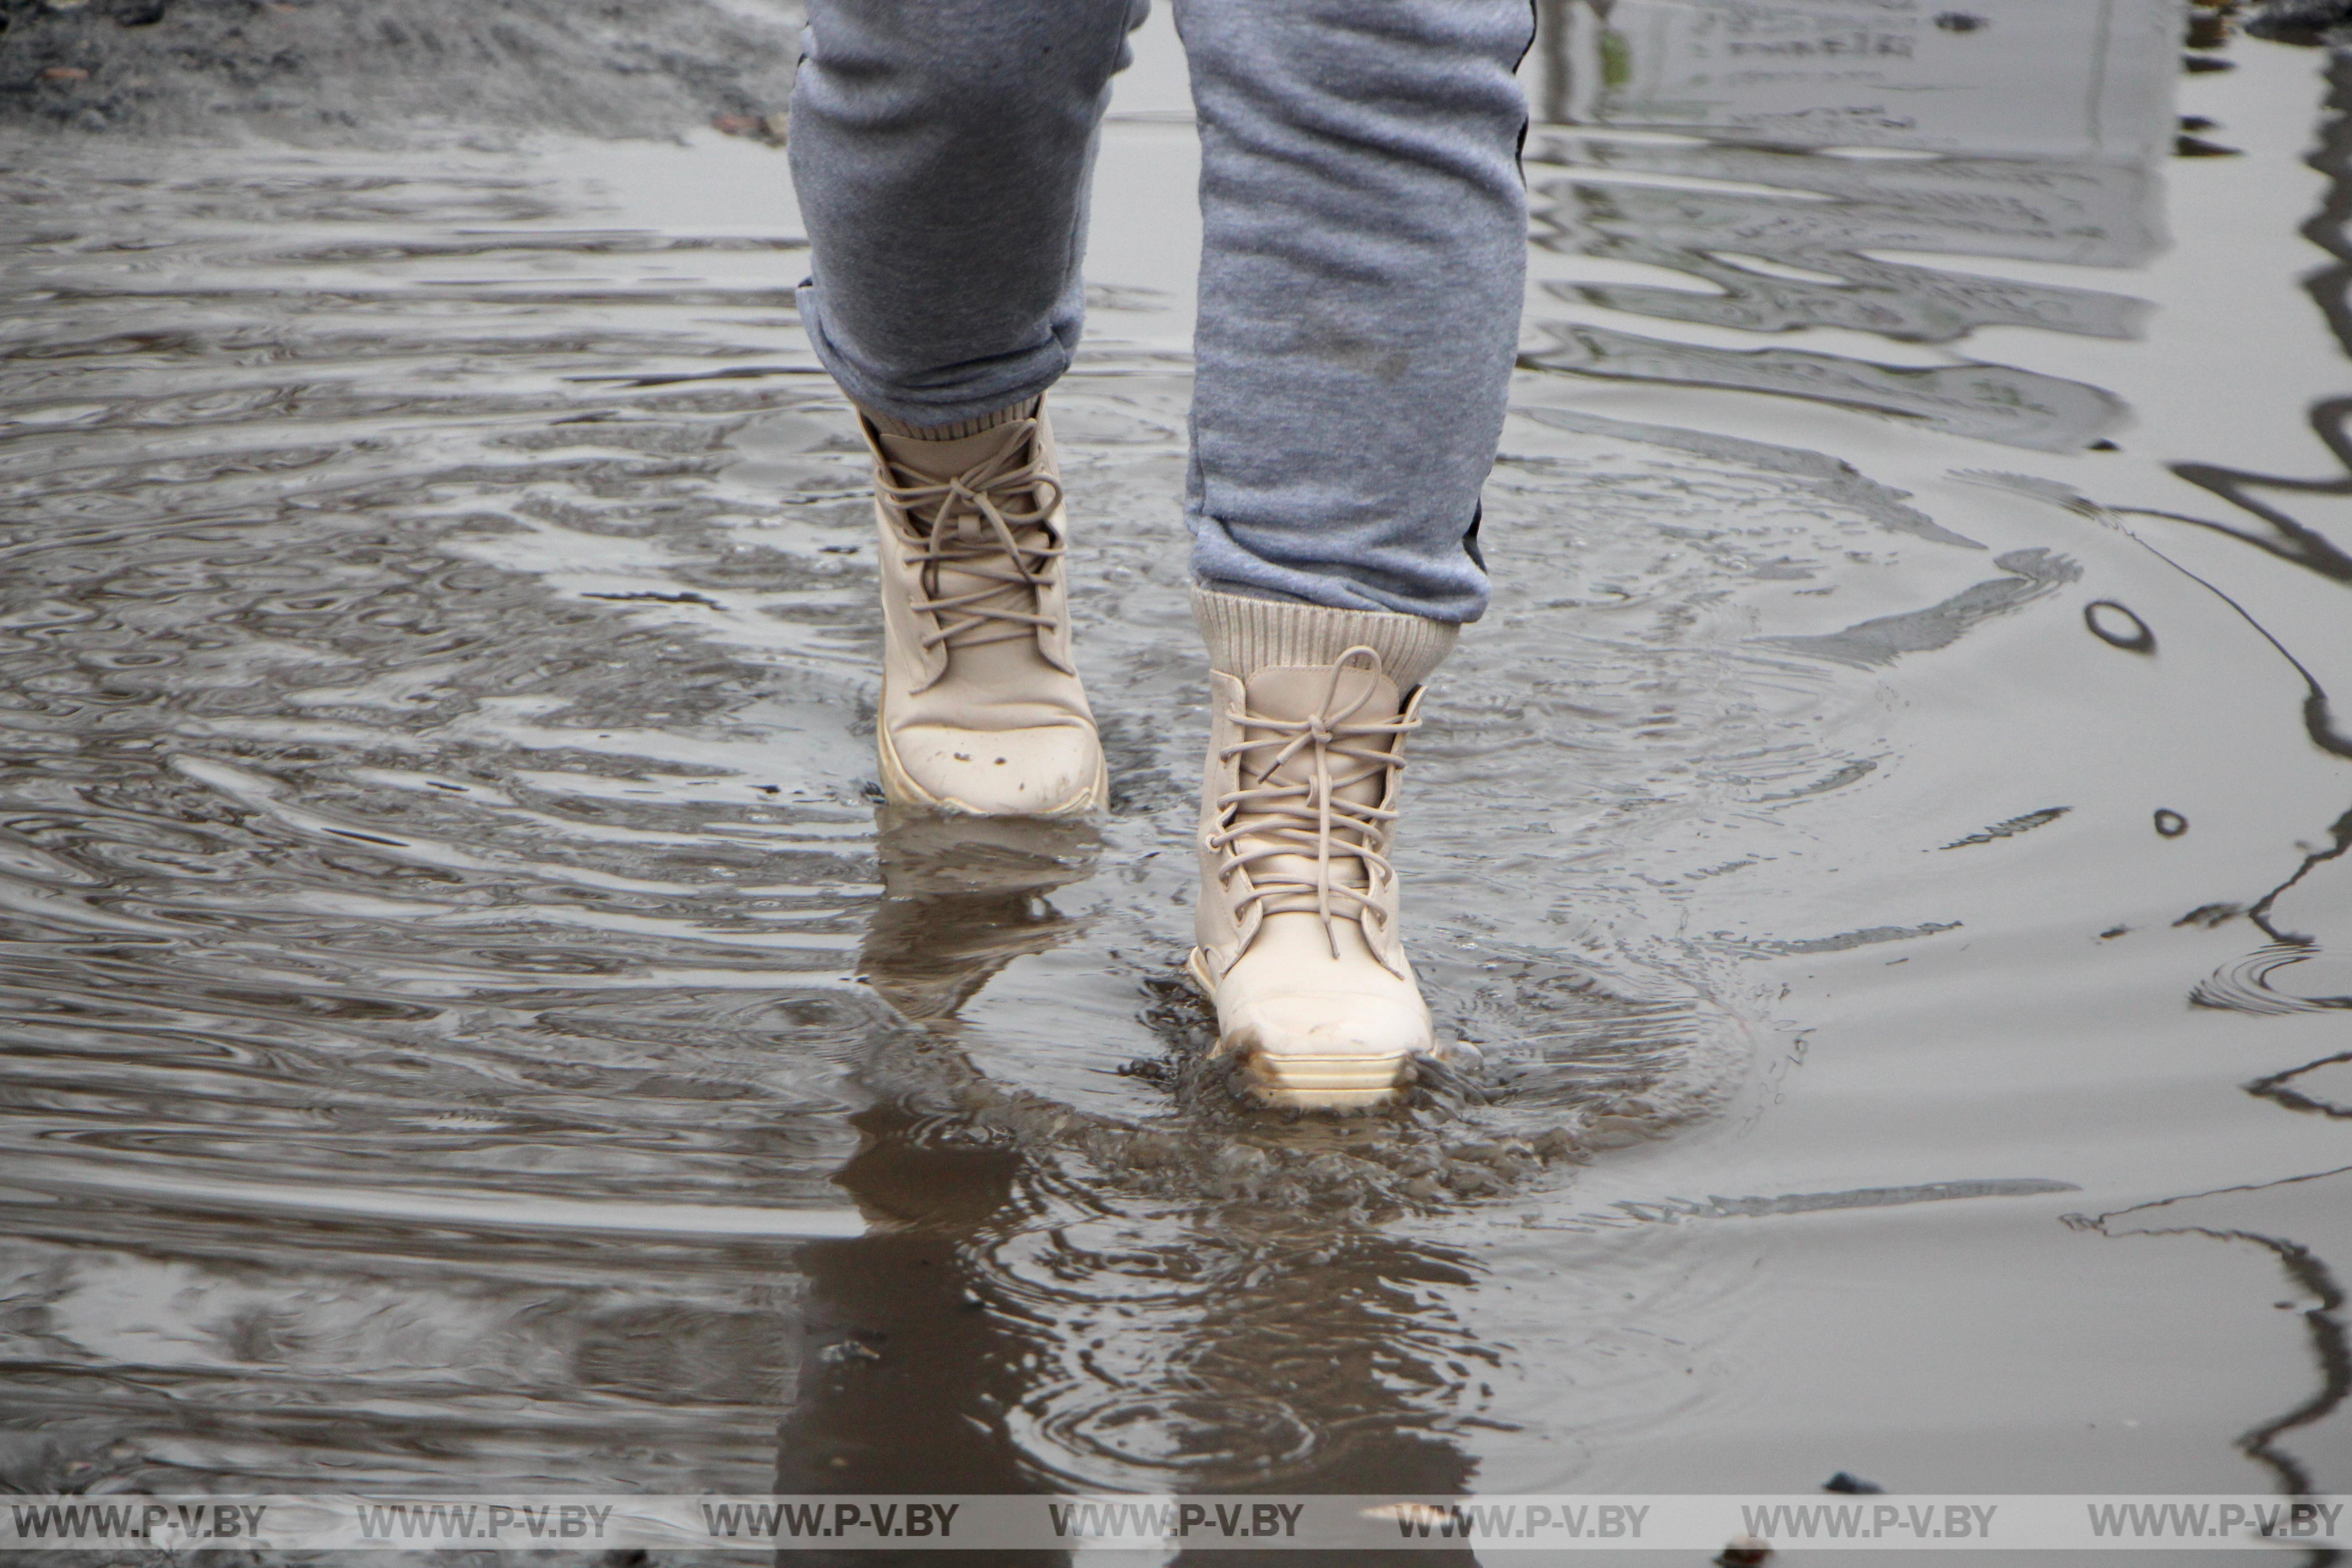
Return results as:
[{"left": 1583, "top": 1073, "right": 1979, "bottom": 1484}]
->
[
  {"left": 862, "top": 397, "right": 1107, "bottom": 817},
  {"left": 1187, "top": 587, "right": 1458, "bottom": 1109}
]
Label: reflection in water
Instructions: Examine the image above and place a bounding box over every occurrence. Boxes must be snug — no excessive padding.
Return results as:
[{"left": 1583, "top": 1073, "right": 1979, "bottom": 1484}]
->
[
  {"left": 775, "top": 813, "right": 1084, "bottom": 1553},
  {"left": 2178, "top": 61, "right": 2352, "bottom": 1523},
  {"left": 1524, "top": 0, "right": 2176, "bottom": 449},
  {"left": 856, "top": 811, "right": 1102, "bottom": 1024},
  {"left": 1763, "top": 547, "right": 2082, "bottom": 667},
  {"left": 2255, "top": 1051, "right": 2352, "bottom": 1117},
  {"left": 2077, "top": 51, "right": 2352, "bottom": 996},
  {"left": 778, "top": 1107, "right": 1059, "bottom": 1565},
  {"left": 2048, "top": 35, "right": 2352, "bottom": 1542},
  {"left": 2071, "top": 1170, "right": 2352, "bottom": 1513},
  {"left": 783, "top": 1112, "right": 1485, "bottom": 1565}
]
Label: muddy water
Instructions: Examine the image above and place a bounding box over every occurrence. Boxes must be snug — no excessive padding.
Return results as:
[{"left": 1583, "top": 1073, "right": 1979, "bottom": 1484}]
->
[{"left": 0, "top": 0, "right": 2347, "bottom": 1558}]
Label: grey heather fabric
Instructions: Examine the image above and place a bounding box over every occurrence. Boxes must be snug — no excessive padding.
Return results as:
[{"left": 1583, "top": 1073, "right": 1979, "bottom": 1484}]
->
[{"left": 788, "top": 0, "right": 1533, "bottom": 623}]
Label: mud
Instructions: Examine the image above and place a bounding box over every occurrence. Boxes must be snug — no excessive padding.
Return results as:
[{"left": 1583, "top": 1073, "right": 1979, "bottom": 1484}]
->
[{"left": 0, "top": 0, "right": 799, "bottom": 142}]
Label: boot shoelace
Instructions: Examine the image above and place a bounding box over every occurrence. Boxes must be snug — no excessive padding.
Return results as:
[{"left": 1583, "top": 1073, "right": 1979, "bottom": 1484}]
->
[
  {"left": 877, "top": 429, "right": 1066, "bottom": 655},
  {"left": 1208, "top": 646, "right": 1418, "bottom": 960}
]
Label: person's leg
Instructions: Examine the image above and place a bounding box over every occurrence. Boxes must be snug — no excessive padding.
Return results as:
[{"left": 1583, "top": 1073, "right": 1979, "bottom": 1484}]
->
[
  {"left": 1177, "top": 0, "right": 1534, "bottom": 623},
  {"left": 1176, "top": 0, "right": 1533, "bottom": 1106},
  {"left": 790, "top": 0, "right": 1150, "bottom": 428},
  {"left": 790, "top": 0, "right": 1148, "bottom": 816}
]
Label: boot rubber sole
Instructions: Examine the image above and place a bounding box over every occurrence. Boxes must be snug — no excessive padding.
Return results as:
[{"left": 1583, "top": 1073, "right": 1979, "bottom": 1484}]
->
[
  {"left": 876, "top": 722, "right": 1107, "bottom": 818},
  {"left": 1184, "top": 948, "right": 1412, "bottom": 1112}
]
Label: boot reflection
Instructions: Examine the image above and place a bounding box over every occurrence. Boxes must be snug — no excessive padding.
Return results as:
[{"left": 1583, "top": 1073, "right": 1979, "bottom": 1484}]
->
[
  {"left": 856, "top": 806, "right": 1102, "bottom": 1024},
  {"left": 772, "top": 810, "right": 1100, "bottom": 1567}
]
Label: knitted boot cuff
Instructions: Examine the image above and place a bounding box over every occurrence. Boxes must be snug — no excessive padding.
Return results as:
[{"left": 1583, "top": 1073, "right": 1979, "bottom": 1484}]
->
[
  {"left": 1191, "top": 585, "right": 1460, "bottom": 691},
  {"left": 861, "top": 396, "right": 1042, "bottom": 441}
]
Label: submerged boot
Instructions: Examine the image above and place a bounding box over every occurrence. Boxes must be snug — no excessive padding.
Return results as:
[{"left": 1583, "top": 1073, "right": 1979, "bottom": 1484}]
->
[
  {"left": 863, "top": 397, "right": 1107, "bottom": 817},
  {"left": 1187, "top": 588, "right": 1458, "bottom": 1110}
]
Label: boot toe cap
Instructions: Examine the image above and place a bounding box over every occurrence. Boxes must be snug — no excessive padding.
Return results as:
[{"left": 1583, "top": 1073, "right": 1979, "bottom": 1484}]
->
[
  {"left": 885, "top": 723, "right": 1105, "bottom": 817},
  {"left": 1217, "top": 991, "right": 1431, "bottom": 1110}
]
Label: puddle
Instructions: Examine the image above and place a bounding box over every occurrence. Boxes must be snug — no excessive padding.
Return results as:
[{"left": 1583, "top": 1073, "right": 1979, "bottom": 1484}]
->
[{"left": 0, "top": 0, "right": 2346, "bottom": 1546}]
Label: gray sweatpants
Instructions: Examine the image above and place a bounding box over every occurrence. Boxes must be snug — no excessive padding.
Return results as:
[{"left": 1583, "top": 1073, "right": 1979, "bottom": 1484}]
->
[{"left": 788, "top": 0, "right": 1533, "bottom": 623}]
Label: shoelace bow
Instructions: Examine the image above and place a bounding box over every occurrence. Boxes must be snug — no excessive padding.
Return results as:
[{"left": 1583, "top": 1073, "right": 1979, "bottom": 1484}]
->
[
  {"left": 1209, "top": 646, "right": 1418, "bottom": 959},
  {"left": 877, "top": 433, "right": 1065, "bottom": 654}
]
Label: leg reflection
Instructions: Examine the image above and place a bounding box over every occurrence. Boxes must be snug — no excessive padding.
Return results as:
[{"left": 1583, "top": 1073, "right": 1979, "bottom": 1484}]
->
[
  {"left": 776, "top": 1104, "right": 1065, "bottom": 1567},
  {"left": 775, "top": 808, "right": 1100, "bottom": 1566}
]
